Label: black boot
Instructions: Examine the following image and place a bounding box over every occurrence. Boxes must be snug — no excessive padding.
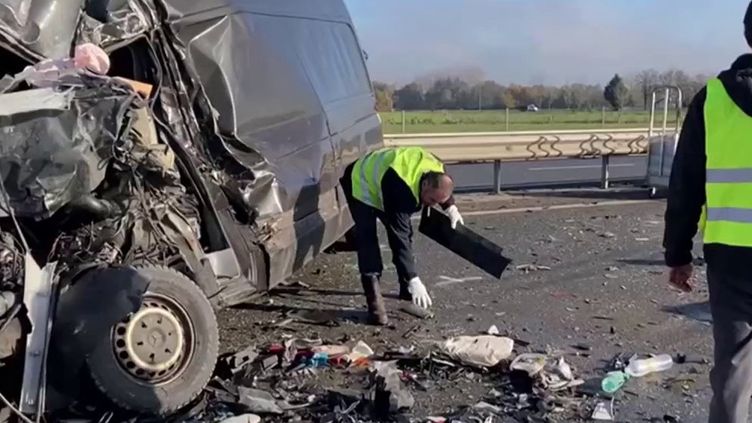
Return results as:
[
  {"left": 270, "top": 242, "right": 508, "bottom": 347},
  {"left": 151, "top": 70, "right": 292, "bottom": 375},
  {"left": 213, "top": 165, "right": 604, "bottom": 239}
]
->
[{"left": 360, "top": 274, "right": 388, "bottom": 326}]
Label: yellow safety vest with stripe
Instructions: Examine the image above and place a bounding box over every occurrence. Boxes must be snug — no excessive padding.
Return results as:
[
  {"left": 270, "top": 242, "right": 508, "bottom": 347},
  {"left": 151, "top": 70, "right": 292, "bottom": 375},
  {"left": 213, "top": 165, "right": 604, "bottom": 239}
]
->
[
  {"left": 702, "top": 78, "right": 752, "bottom": 246},
  {"left": 351, "top": 147, "right": 444, "bottom": 211}
]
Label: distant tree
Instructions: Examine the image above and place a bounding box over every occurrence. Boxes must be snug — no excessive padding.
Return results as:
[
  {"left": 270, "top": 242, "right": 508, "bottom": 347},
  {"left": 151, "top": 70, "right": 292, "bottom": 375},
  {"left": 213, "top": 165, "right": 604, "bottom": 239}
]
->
[
  {"left": 527, "top": 85, "right": 547, "bottom": 108},
  {"left": 658, "top": 69, "right": 708, "bottom": 107},
  {"left": 424, "top": 78, "right": 469, "bottom": 110},
  {"left": 556, "top": 84, "right": 590, "bottom": 109},
  {"left": 507, "top": 85, "right": 533, "bottom": 108},
  {"left": 394, "top": 83, "right": 425, "bottom": 110},
  {"left": 372, "top": 82, "right": 394, "bottom": 112},
  {"left": 386, "top": 69, "right": 704, "bottom": 112},
  {"left": 634, "top": 69, "right": 660, "bottom": 110},
  {"left": 460, "top": 81, "right": 506, "bottom": 110},
  {"left": 604, "top": 74, "right": 629, "bottom": 111},
  {"left": 686, "top": 73, "right": 712, "bottom": 105},
  {"left": 499, "top": 90, "right": 516, "bottom": 109}
]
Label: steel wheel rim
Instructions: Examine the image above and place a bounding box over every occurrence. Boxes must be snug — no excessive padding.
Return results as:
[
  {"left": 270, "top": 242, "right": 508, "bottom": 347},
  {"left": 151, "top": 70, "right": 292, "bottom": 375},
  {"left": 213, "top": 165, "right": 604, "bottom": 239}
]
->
[{"left": 112, "top": 292, "right": 195, "bottom": 384}]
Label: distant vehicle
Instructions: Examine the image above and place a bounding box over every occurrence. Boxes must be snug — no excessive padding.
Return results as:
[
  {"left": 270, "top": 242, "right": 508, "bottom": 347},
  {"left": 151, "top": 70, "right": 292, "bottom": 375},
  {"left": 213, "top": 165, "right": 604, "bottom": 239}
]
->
[
  {"left": 0, "top": 0, "right": 382, "bottom": 418},
  {"left": 526, "top": 104, "right": 541, "bottom": 112}
]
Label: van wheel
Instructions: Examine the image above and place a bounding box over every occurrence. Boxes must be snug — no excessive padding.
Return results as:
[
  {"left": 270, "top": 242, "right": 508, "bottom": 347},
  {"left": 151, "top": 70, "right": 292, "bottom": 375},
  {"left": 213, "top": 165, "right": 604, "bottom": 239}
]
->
[{"left": 86, "top": 266, "right": 219, "bottom": 415}]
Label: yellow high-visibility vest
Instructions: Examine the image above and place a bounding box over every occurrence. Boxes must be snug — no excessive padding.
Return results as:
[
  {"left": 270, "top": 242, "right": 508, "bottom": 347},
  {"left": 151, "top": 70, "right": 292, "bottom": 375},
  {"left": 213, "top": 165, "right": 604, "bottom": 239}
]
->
[
  {"left": 702, "top": 78, "right": 752, "bottom": 246},
  {"left": 350, "top": 147, "right": 444, "bottom": 211}
]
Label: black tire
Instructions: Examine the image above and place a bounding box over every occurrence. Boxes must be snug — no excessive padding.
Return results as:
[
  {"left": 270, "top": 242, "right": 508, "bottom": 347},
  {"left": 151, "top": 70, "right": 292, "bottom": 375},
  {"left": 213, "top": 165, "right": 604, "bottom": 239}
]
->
[{"left": 87, "top": 266, "right": 219, "bottom": 416}]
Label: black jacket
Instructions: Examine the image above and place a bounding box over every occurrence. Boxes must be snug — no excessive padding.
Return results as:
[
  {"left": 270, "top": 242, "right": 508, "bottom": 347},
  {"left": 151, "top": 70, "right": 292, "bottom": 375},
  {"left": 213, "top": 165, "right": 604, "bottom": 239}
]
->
[
  {"left": 343, "top": 163, "right": 455, "bottom": 281},
  {"left": 664, "top": 54, "right": 752, "bottom": 273}
]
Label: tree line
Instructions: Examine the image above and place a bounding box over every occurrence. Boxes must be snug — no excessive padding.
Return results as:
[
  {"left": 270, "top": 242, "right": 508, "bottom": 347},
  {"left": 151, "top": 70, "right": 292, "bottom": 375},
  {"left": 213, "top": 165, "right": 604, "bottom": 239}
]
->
[{"left": 373, "top": 69, "right": 710, "bottom": 112}]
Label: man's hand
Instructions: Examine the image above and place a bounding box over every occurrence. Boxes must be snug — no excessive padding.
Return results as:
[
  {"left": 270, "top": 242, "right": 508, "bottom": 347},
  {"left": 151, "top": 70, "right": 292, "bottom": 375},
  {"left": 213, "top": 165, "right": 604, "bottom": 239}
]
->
[
  {"left": 446, "top": 205, "right": 464, "bottom": 229},
  {"left": 408, "top": 277, "right": 432, "bottom": 309},
  {"left": 668, "top": 264, "right": 693, "bottom": 293}
]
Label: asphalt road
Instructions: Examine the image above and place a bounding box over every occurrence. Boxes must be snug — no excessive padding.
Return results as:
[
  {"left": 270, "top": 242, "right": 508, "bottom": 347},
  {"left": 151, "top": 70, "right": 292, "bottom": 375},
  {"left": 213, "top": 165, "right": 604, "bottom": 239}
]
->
[
  {"left": 447, "top": 156, "right": 648, "bottom": 191},
  {"left": 218, "top": 196, "right": 712, "bottom": 422}
]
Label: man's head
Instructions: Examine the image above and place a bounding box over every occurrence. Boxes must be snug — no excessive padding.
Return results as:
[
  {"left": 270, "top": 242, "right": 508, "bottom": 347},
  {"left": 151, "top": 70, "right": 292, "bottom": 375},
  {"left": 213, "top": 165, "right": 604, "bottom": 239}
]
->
[
  {"left": 745, "top": 1, "right": 752, "bottom": 48},
  {"left": 420, "top": 172, "right": 454, "bottom": 207}
]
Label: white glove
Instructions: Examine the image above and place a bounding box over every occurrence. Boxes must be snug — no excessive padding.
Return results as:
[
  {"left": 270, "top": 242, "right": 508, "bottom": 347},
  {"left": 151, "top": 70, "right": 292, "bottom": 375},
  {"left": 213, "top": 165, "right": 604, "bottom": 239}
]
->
[
  {"left": 446, "top": 205, "right": 464, "bottom": 229},
  {"left": 408, "top": 277, "right": 432, "bottom": 309}
]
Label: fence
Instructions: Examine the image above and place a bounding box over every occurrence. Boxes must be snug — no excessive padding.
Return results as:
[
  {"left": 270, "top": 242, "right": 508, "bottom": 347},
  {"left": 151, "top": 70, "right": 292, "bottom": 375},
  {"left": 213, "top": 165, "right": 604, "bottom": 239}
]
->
[{"left": 380, "top": 109, "right": 679, "bottom": 134}]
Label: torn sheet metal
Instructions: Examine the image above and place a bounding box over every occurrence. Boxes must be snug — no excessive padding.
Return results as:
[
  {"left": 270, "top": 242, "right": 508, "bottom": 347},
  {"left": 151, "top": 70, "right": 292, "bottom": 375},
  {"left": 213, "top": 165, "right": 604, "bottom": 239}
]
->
[
  {"left": 0, "top": 0, "right": 153, "bottom": 61},
  {"left": 165, "top": 0, "right": 361, "bottom": 219},
  {"left": 167, "top": 10, "right": 332, "bottom": 218},
  {"left": 0, "top": 0, "right": 83, "bottom": 60},
  {"left": 0, "top": 87, "right": 70, "bottom": 115},
  {"left": 19, "top": 255, "right": 57, "bottom": 416},
  {"left": 419, "top": 208, "right": 512, "bottom": 279},
  {"left": 78, "top": 0, "right": 154, "bottom": 50},
  {"left": 0, "top": 77, "right": 137, "bottom": 219}
]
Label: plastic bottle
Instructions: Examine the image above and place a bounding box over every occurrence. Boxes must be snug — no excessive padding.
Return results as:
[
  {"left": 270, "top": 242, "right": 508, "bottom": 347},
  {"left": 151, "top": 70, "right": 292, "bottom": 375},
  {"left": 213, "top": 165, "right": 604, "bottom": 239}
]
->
[
  {"left": 625, "top": 354, "right": 674, "bottom": 377},
  {"left": 601, "top": 371, "right": 629, "bottom": 393}
]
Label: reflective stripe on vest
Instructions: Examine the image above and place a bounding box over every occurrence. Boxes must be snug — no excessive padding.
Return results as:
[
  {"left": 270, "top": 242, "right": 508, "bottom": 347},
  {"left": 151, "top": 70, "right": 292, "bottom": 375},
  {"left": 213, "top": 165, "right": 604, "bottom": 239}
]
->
[
  {"left": 702, "top": 78, "right": 752, "bottom": 247},
  {"left": 350, "top": 147, "right": 444, "bottom": 211}
]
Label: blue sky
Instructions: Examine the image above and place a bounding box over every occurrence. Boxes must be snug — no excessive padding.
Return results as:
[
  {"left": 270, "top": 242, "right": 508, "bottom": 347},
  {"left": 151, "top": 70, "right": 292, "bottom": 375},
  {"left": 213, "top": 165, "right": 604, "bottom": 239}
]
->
[{"left": 345, "top": 0, "right": 750, "bottom": 85}]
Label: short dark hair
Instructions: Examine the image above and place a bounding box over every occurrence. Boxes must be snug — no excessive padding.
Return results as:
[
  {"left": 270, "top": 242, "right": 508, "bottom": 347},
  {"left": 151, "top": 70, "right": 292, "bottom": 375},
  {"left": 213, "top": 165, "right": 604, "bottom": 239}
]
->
[
  {"left": 745, "top": 1, "right": 752, "bottom": 47},
  {"left": 424, "top": 172, "right": 453, "bottom": 189}
]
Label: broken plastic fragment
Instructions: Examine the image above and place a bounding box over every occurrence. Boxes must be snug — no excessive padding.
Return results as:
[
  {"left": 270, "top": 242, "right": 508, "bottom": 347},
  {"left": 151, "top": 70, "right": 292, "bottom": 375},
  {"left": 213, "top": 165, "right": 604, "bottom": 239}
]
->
[
  {"left": 237, "top": 387, "right": 283, "bottom": 415},
  {"left": 472, "top": 401, "right": 502, "bottom": 414},
  {"left": 312, "top": 345, "right": 350, "bottom": 357},
  {"left": 219, "top": 414, "right": 261, "bottom": 423},
  {"left": 346, "top": 341, "right": 374, "bottom": 367},
  {"left": 510, "top": 353, "right": 547, "bottom": 376},
  {"left": 552, "top": 357, "right": 573, "bottom": 380},
  {"left": 592, "top": 401, "right": 614, "bottom": 420},
  {"left": 372, "top": 361, "right": 414, "bottom": 415}
]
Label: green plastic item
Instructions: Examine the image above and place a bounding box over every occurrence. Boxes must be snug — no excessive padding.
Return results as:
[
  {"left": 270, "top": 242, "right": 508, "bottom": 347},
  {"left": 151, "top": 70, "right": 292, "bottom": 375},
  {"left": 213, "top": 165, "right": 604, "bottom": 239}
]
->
[{"left": 601, "top": 371, "right": 629, "bottom": 393}]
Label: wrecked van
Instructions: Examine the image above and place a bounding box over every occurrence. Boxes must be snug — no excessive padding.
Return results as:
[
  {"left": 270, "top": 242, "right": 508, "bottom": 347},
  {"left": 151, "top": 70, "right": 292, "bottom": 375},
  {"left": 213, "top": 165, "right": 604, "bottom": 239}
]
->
[{"left": 0, "top": 0, "right": 381, "bottom": 418}]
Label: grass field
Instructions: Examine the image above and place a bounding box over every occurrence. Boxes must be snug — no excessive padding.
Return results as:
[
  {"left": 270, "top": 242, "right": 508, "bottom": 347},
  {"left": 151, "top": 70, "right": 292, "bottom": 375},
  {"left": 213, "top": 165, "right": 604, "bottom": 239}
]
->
[{"left": 380, "top": 110, "right": 681, "bottom": 134}]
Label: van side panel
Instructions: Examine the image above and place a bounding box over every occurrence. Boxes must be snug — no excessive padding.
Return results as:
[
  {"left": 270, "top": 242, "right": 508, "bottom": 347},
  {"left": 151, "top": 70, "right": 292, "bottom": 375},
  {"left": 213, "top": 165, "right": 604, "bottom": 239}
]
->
[{"left": 165, "top": 1, "right": 382, "bottom": 288}]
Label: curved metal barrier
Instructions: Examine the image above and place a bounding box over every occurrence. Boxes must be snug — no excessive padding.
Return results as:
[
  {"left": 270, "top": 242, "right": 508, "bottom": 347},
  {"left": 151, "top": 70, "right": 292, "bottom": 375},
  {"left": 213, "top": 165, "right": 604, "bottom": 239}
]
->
[{"left": 383, "top": 128, "right": 659, "bottom": 192}]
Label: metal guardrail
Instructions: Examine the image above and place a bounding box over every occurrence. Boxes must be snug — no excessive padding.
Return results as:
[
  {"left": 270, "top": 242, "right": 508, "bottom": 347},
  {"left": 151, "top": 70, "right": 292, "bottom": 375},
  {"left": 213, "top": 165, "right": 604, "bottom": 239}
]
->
[{"left": 383, "top": 128, "right": 654, "bottom": 192}]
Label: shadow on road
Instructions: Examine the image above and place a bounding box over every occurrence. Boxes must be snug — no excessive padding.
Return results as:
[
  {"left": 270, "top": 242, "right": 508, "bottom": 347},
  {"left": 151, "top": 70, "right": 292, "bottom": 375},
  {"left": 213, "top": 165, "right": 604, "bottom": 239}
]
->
[
  {"left": 618, "top": 258, "right": 665, "bottom": 266},
  {"left": 662, "top": 301, "right": 713, "bottom": 324},
  {"left": 233, "top": 301, "right": 371, "bottom": 326},
  {"left": 271, "top": 287, "right": 363, "bottom": 297}
]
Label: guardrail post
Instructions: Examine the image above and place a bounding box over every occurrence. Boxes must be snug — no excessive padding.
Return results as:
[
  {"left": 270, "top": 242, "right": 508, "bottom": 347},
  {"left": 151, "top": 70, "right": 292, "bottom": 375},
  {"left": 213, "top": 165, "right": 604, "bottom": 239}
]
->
[
  {"left": 600, "top": 155, "right": 611, "bottom": 189},
  {"left": 493, "top": 160, "right": 502, "bottom": 194}
]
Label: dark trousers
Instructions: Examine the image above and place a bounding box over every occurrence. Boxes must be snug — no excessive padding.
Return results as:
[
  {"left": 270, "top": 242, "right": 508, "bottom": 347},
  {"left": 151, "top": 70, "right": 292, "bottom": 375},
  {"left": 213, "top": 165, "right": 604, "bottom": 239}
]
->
[
  {"left": 344, "top": 191, "right": 413, "bottom": 291},
  {"left": 708, "top": 266, "right": 752, "bottom": 423}
]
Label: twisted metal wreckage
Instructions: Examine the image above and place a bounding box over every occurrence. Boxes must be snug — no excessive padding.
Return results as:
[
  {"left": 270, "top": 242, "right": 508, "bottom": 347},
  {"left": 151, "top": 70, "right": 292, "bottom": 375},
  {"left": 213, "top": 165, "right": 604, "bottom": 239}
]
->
[{"left": 0, "top": 0, "right": 371, "bottom": 420}]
